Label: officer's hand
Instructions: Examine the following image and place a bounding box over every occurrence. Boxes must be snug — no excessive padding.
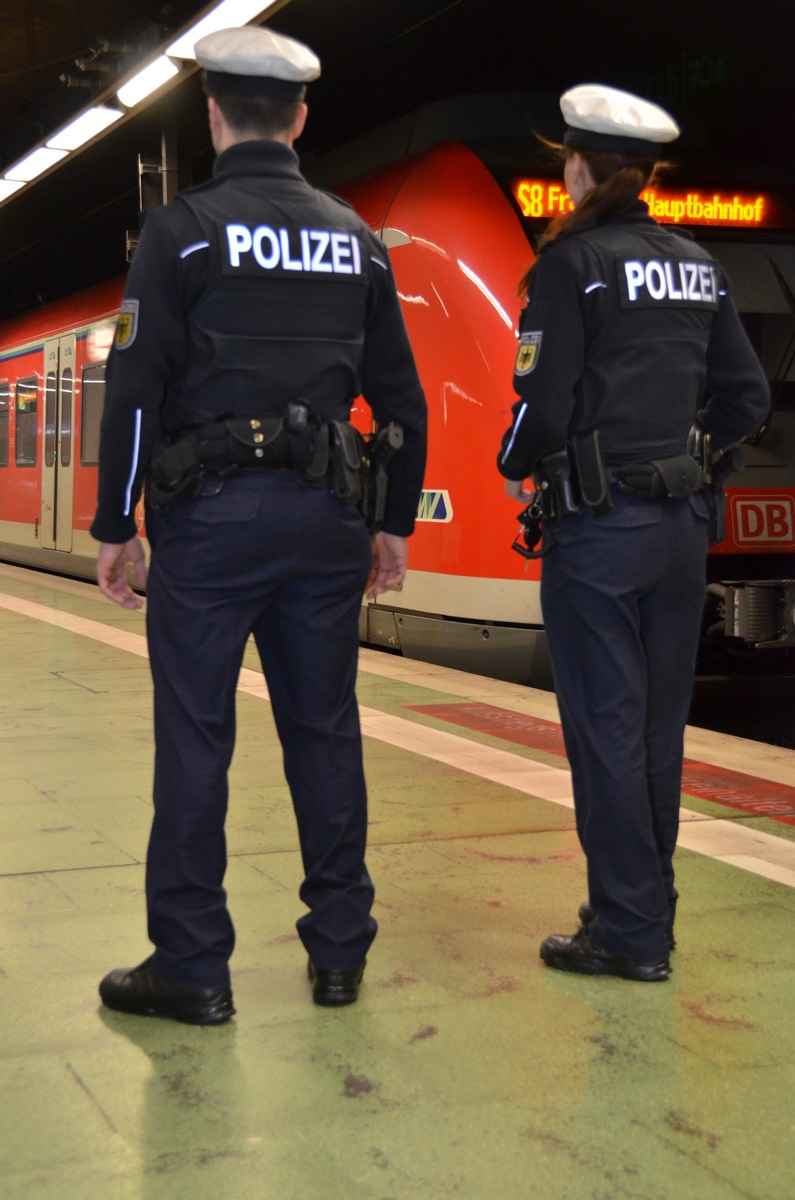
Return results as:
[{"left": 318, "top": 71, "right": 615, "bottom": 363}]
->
[
  {"left": 504, "top": 478, "right": 534, "bottom": 503},
  {"left": 97, "top": 537, "right": 148, "bottom": 609},
  {"left": 366, "top": 532, "right": 407, "bottom": 598}
]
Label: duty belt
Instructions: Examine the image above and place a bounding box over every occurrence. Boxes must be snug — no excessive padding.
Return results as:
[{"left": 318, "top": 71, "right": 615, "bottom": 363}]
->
[
  {"left": 537, "top": 429, "right": 711, "bottom": 517},
  {"left": 146, "top": 402, "right": 403, "bottom": 532},
  {"left": 512, "top": 426, "right": 712, "bottom": 559}
]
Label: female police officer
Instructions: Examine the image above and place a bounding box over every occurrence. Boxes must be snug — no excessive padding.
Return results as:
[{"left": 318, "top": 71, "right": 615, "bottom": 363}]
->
[
  {"left": 91, "top": 27, "right": 427, "bottom": 1022},
  {"left": 498, "top": 84, "right": 769, "bottom": 981}
]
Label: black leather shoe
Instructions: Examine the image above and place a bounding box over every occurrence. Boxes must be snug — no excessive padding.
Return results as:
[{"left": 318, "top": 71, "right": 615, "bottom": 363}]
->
[
  {"left": 99, "top": 957, "right": 235, "bottom": 1025},
  {"left": 307, "top": 961, "right": 365, "bottom": 1007},
  {"left": 540, "top": 927, "right": 670, "bottom": 982},
  {"left": 578, "top": 901, "right": 676, "bottom": 950}
]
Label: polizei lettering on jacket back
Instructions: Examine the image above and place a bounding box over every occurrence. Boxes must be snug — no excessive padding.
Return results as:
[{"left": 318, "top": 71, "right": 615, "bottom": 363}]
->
[
  {"left": 617, "top": 257, "right": 720, "bottom": 310},
  {"left": 224, "top": 223, "right": 363, "bottom": 278}
]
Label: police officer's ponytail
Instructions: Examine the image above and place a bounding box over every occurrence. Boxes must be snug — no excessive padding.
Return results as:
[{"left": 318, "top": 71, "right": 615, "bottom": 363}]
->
[{"left": 519, "top": 146, "right": 663, "bottom": 296}]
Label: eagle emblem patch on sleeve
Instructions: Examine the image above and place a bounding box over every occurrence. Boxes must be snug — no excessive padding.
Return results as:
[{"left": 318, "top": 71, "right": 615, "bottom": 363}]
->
[
  {"left": 115, "top": 299, "right": 140, "bottom": 350},
  {"left": 515, "top": 330, "right": 542, "bottom": 375}
]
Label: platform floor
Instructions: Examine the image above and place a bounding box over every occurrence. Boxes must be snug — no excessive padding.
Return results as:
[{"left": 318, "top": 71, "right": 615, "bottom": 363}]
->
[{"left": 1, "top": 561, "right": 794, "bottom": 1200}]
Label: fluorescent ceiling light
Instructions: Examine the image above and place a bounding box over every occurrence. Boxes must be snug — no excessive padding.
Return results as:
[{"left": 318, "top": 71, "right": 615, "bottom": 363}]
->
[
  {"left": 5, "top": 146, "right": 68, "bottom": 182},
  {"left": 166, "top": 0, "right": 278, "bottom": 60},
  {"left": 0, "top": 179, "right": 25, "bottom": 200},
  {"left": 47, "top": 106, "right": 123, "bottom": 151},
  {"left": 117, "top": 55, "right": 180, "bottom": 108}
]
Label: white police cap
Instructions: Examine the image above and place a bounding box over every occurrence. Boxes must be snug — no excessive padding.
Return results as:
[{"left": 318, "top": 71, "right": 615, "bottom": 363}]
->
[
  {"left": 194, "top": 26, "right": 320, "bottom": 99},
  {"left": 560, "top": 84, "right": 679, "bottom": 157}
]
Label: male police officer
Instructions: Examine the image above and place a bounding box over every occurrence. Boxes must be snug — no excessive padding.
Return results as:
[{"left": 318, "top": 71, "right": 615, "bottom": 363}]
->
[
  {"left": 499, "top": 85, "right": 769, "bottom": 980},
  {"left": 92, "top": 26, "right": 427, "bottom": 1023}
]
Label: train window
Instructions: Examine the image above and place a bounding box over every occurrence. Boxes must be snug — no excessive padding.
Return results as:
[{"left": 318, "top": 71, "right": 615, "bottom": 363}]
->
[
  {"left": 0, "top": 380, "right": 9, "bottom": 467},
  {"left": 44, "top": 371, "right": 56, "bottom": 468},
  {"left": 15, "top": 377, "right": 37, "bottom": 467},
  {"left": 61, "top": 368, "right": 73, "bottom": 467},
  {"left": 81, "top": 363, "right": 105, "bottom": 465}
]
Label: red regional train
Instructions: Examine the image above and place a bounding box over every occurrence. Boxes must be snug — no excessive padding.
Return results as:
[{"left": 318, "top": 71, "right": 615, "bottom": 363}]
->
[{"left": 1, "top": 124, "right": 793, "bottom": 686}]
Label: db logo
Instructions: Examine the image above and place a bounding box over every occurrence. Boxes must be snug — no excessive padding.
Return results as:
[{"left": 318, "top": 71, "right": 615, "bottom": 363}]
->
[{"left": 730, "top": 494, "right": 795, "bottom": 545}]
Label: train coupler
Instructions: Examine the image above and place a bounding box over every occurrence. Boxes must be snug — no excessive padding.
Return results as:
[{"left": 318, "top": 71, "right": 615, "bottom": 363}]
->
[{"left": 713, "top": 580, "right": 795, "bottom": 648}]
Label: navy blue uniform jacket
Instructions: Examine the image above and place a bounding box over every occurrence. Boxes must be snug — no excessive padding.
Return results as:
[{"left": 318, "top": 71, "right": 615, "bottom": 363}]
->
[{"left": 498, "top": 202, "right": 769, "bottom": 480}]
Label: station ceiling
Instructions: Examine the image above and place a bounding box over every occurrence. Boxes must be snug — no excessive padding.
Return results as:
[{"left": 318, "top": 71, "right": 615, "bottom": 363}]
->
[{"left": 0, "top": 0, "right": 792, "bottom": 320}]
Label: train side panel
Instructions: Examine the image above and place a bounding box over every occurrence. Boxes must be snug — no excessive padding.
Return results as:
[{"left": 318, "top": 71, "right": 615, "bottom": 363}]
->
[
  {"left": 341, "top": 143, "right": 553, "bottom": 682},
  {"left": 0, "top": 279, "right": 122, "bottom": 576},
  {"left": 0, "top": 340, "right": 43, "bottom": 538}
]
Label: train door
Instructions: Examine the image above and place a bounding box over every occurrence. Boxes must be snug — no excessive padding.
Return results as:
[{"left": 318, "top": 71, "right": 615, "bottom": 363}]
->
[{"left": 40, "top": 334, "right": 76, "bottom": 551}]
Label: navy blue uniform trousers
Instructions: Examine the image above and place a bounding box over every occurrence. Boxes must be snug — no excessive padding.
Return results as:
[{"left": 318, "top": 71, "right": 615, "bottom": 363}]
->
[
  {"left": 144, "top": 470, "right": 376, "bottom": 989},
  {"left": 540, "top": 488, "right": 709, "bottom": 962}
]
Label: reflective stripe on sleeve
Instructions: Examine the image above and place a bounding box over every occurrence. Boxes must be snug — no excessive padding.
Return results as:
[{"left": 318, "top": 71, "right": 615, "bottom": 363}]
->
[
  {"left": 501, "top": 403, "right": 528, "bottom": 463},
  {"left": 123, "top": 409, "right": 143, "bottom": 517}
]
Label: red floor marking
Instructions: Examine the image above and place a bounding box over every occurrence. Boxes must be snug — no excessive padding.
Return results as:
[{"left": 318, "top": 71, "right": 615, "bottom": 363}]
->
[
  {"left": 406, "top": 702, "right": 795, "bottom": 827},
  {"left": 678, "top": 760, "right": 795, "bottom": 828},
  {"left": 406, "top": 702, "right": 567, "bottom": 755}
]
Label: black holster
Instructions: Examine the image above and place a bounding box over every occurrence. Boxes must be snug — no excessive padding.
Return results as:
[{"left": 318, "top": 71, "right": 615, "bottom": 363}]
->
[
  {"left": 538, "top": 449, "right": 580, "bottom": 519},
  {"left": 703, "top": 443, "right": 743, "bottom": 545},
  {"left": 285, "top": 401, "right": 329, "bottom": 485},
  {"left": 686, "top": 420, "right": 713, "bottom": 487},
  {"left": 328, "top": 421, "right": 366, "bottom": 505},
  {"left": 327, "top": 419, "right": 404, "bottom": 532},
  {"left": 360, "top": 423, "right": 404, "bottom": 533},
  {"left": 573, "top": 430, "right": 613, "bottom": 515},
  {"left": 535, "top": 430, "right": 613, "bottom": 520},
  {"left": 512, "top": 430, "right": 612, "bottom": 560}
]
